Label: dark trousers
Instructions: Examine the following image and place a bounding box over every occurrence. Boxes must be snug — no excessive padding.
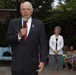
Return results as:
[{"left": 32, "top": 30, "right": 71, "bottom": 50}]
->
[{"left": 12, "top": 69, "right": 38, "bottom": 75}]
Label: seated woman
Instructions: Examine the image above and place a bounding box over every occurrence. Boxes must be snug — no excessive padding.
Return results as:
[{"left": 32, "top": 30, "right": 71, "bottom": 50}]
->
[
  {"left": 62, "top": 46, "right": 69, "bottom": 68},
  {"left": 65, "top": 46, "right": 76, "bottom": 70},
  {"left": 72, "top": 49, "right": 76, "bottom": 70}
]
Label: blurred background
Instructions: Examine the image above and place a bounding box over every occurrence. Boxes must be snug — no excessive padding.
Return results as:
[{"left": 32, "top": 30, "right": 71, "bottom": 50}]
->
[
  {"left": 0, "top": 0, "right": 76, "bottom": 47},
  {"left": 0, "top": 0, "right": 76, "bottom": 66}
]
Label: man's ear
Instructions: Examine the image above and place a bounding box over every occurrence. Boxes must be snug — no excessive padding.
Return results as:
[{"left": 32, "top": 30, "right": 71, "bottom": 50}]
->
[{"left": 31, "top": 8, "right": 33, "bottom": 15}]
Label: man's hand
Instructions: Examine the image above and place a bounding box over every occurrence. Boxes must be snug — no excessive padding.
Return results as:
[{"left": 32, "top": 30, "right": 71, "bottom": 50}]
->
[
  {"left": 18, "top": 28, "right": 26, "bottom": 37},
  {"left": 36, "top": 62, "right": 45, "bottom": 73}
]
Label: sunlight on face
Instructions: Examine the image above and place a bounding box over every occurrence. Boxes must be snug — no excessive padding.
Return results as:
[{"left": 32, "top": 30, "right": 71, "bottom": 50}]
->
[
  {"left": 54, "top": 28, "right": 60, "bottom": 35},
  {"left": 70, "top": 46, "right": 74, "bottom": 51},
  {"left": 20, "top": 2, "right": 33, "bottom": 19}
]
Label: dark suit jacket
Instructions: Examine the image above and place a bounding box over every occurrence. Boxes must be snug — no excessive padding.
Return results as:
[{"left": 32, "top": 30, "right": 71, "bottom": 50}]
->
[{"left": 6, "top": 18, "right": 47, "bottom": 72}]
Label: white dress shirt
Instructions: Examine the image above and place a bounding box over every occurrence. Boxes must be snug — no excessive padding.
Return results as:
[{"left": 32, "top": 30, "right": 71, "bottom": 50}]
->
[
  {"left": 18, "top": 17, "right": 32, "bottom": 41},
  {"left": 49, "top": 34, "right": 64, "bottom": 55}
]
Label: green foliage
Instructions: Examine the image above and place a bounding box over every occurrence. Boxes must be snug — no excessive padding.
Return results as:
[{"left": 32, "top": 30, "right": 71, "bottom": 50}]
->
[
  {"left": 0, "top": 0, "right": 16, "bottom": 9},
  {"left": 65, "top": 35, "right": 76, "bottom": 47},
  {"left": 0, "top": 0, "right": 76, "bottom": 47},
  {"left": 43, "top": 0, "right": 76, "bottom": 46},
  {"left": 0, "top": 21, "right": 8, "bottom": 46}
]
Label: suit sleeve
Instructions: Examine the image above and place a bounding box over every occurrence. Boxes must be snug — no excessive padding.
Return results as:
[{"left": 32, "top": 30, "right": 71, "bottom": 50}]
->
[
  {"left": 6, "top": 20, "right": 20, "bottom": 45},
  {"left": 39, "top": 22, "right": 48, "bottom": 63}
]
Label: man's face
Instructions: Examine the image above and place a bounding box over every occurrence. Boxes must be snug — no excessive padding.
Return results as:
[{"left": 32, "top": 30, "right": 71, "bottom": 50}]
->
[{"left": 20, "top": 3, "right": 33, "bottom": 19}]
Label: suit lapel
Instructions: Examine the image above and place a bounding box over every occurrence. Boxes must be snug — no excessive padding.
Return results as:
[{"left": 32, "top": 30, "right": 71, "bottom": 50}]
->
[
  {"left": 54, "top": 35, "right": 56, "bottom": 43},
  {"left": 16, "top": 18, "right": 22, "bottom": 32},
  {"left": 19, "top": 18, "right": 22, "bottom": 28},
  {"left": 54, "top": 34, "right": 60, "bottom": 42},
  {"left": 57, "top": 35, "right": 60, "bottom": 43}
]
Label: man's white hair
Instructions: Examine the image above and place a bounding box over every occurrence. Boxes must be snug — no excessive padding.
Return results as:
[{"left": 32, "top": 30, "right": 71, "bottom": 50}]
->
[{"left": 20, "top": 1, "right": 33, "bottom": 10}]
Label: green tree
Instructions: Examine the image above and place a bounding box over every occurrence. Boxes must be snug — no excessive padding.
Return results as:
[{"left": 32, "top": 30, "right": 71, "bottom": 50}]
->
[
  {"left": 0, "top": 0, "right": 16, "bottom": 9},
  {"left": 0, "top": 0, "right": 54, "bottom": 46},
  {"left": 43, "top": 0, "right": 76, "bottom": 46},
  {"left": 0, "top": 0, "right": 76, "bottom": 47}
]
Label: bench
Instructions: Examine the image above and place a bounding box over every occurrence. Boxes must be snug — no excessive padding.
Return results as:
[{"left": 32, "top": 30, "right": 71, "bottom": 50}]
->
[{"left": 0, "top": 47, "right": 12, "bottom": 66}]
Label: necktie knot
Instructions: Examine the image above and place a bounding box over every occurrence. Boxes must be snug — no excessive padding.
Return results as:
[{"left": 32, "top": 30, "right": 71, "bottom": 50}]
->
[
  {"left": 24, "top": 20, "right": 28, "bottom": 24},
  {"left": 23, "top": 20, "right": 28, "bottom": 28}
]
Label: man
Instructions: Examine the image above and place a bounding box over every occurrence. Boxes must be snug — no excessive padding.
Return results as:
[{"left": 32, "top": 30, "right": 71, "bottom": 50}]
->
[{"left": 6, "top": 1, "right": 47, "bottom": 75}]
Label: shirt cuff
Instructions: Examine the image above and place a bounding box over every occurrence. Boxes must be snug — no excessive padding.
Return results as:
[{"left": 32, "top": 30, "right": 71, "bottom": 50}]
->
[{"left": 18, "top": 34, "right": 22, "bottom": 42}]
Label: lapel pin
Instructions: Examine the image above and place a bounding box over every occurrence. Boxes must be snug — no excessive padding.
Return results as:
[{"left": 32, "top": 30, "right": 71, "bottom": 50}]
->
[{"left": 32, "top": 24, "right": 34, "bottom": 28}]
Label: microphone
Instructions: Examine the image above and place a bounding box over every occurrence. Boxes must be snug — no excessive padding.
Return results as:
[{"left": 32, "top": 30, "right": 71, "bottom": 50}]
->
[{"left": 23, "top": 18, "right": 26, "bottom": 28}]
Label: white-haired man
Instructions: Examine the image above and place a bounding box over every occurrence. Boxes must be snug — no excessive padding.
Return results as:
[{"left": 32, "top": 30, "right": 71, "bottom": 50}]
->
[{"left": 6, "top": 1, "right": 47, "bottom": 75}]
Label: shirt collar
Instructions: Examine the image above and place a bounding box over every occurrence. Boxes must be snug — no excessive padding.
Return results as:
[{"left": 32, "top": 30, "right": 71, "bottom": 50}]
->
[
  {"left": 22, "top": 17, "right": 32, "bottom": 23},
  {"left": 27, "top": 17, "right": 32, "bottom": 23},
  {"left": 22, "top": 17, "right": 32, "bottom": 27}
]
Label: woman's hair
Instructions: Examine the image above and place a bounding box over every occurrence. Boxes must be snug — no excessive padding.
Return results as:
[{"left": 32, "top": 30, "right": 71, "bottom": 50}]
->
[
  {"left": 69, "top": 45, "right": 74, "bottom": 51},
  {"left": 54, "top": 26, "right": 61, "bottom": 32}
]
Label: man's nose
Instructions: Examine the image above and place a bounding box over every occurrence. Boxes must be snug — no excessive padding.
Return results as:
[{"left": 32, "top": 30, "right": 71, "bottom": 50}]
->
[{"left": 24, "top": 10, "right": 28, "bottom": 13}]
